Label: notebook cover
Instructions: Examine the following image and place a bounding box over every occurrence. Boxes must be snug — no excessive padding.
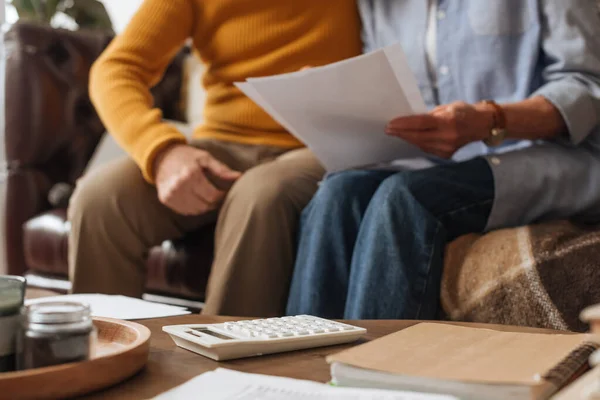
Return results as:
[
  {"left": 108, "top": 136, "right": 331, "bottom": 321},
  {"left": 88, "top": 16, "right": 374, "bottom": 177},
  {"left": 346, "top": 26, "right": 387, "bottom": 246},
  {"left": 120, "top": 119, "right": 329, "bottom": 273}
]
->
[{"left": 327, "top": 323, "right": 590, "bottom": 386}]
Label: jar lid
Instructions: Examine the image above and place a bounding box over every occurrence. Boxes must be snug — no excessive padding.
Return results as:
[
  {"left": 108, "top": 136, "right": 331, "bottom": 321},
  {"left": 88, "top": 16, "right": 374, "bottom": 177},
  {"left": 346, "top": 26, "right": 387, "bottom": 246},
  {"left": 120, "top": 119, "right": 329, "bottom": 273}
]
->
[
  {"left": 0, "top": 276, "right": 26, "bottom": 317},
  {"left": 24, "top": 301, "right": 91, "bottom": 325}
]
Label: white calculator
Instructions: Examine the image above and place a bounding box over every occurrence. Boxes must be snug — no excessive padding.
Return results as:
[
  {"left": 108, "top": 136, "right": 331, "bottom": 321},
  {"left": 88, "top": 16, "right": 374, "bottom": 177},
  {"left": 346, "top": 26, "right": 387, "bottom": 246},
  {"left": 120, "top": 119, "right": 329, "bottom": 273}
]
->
[{"left": 163, "top": 315, "right": 366, "bottom": 361}]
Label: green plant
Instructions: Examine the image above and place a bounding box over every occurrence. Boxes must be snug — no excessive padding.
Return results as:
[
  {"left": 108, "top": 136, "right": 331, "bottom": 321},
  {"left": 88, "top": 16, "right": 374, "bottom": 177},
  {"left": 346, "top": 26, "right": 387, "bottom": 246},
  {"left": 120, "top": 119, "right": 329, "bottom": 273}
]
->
[{"left": 7, "top": 0, "right": 114, "bottom": 32}]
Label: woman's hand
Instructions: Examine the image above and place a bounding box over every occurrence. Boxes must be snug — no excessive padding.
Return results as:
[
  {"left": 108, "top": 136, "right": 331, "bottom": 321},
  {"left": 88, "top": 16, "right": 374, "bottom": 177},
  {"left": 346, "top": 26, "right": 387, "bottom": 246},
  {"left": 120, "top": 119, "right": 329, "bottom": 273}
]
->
[{"left": 385, "top": 101, "right": 493, "bottom": 159}]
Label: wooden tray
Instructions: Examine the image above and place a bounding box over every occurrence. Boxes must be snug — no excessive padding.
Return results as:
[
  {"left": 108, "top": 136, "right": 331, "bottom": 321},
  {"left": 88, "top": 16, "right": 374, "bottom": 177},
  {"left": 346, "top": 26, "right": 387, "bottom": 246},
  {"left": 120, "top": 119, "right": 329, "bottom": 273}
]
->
[{"left": 0, "top": 317, "right": 151, "bottom": 400}]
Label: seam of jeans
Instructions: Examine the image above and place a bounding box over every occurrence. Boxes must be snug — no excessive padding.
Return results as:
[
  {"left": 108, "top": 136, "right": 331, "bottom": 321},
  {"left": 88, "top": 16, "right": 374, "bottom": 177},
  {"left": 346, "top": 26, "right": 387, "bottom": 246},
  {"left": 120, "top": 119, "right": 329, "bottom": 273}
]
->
[
  {"left": 414, "top": 220, "right": 442, "bottom": 319},
  {"left": 440, "top": 198, "right": 494, "bottom": 219},
  {"left": 414, "top": 197, "right": 493, "bottom": 319}
]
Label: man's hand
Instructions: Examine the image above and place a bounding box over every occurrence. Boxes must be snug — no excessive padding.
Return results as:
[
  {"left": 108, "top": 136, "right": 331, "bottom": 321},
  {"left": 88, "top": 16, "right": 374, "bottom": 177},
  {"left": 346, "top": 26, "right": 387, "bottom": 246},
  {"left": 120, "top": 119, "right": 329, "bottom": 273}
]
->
[
  {"left": 385, "top": 101, "right": 493, "bottom": 159},
  {"left": 154, "top": 144, "right": 241, "bottom": 216}
]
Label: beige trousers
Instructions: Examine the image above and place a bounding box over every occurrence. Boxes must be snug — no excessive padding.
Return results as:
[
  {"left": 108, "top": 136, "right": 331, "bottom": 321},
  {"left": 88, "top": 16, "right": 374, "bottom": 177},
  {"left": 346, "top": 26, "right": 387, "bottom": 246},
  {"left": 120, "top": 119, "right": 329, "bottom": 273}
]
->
[{"left": 68, "top": 139, "right": 325, "bottom": 316}]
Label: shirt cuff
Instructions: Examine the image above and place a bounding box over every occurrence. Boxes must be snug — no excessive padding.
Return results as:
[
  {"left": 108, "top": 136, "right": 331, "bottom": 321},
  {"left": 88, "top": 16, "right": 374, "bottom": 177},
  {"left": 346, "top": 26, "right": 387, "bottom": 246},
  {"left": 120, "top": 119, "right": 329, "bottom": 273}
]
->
[{"left": 532, "top": 79, "right": 599, "bottom": 145}]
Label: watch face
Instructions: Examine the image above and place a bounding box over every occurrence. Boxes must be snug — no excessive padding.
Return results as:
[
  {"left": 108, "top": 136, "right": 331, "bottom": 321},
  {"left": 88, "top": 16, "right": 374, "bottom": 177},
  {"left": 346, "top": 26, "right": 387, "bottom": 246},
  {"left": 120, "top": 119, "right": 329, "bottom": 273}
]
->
[
  {"left": 492, "top": 128, "right": 507, "bottom": 138},
  {"left": 486, "top": 128, "right": 506, "bottom": 147}
]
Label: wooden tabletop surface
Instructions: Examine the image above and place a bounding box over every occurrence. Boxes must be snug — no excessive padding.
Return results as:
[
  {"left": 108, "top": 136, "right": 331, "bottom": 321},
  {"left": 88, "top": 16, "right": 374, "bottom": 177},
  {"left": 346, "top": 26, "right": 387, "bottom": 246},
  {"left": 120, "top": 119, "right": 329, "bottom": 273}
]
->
[{"left": 80, "top": 315, "right": 564, "bottom": 399}]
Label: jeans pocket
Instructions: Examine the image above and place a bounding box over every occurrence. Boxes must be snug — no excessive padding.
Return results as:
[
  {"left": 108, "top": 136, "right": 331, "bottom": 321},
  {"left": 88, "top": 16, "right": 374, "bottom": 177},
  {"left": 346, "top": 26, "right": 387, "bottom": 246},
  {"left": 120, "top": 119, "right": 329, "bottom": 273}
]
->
[{"left": 468, "top": 0, "right": 532, "bottom": 36}]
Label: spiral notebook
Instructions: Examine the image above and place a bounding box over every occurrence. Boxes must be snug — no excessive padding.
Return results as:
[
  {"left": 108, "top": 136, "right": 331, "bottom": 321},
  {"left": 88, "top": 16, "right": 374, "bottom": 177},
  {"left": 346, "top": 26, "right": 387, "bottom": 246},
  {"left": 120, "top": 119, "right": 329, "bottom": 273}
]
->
[{"left": 327, "top": 323, "right": 599, "bottom": 400}]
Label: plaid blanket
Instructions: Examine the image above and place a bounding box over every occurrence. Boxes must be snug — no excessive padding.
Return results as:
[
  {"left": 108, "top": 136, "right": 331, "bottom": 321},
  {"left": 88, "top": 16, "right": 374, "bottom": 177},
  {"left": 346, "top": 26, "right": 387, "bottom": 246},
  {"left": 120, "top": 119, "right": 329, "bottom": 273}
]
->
[{"left": 441, "top": 220, "right": 600, "bottom": 332}]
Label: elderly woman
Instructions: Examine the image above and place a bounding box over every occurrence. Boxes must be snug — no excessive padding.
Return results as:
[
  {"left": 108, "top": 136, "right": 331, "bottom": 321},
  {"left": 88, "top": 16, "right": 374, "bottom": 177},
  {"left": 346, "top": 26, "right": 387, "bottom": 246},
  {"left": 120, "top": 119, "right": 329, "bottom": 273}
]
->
[{"left": 287, "top": 0, "right": 600, "bottom": 319}]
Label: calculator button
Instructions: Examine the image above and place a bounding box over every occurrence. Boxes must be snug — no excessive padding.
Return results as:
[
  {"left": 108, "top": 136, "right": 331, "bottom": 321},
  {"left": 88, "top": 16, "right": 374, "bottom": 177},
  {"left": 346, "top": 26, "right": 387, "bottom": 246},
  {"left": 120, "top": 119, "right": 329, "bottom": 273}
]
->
[
  {"left": 240, "top": 328, "right": 255, "bottom": 337},
  {"left": 228, "top": 325, "right": 244, "bottom": 333}
]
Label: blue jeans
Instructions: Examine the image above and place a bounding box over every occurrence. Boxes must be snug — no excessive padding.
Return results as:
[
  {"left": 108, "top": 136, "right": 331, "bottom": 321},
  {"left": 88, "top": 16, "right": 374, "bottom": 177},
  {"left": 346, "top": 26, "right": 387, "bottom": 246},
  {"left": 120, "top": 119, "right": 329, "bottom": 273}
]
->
[{"left": 286, "top": 158, "right": 495, "bottom": 320}]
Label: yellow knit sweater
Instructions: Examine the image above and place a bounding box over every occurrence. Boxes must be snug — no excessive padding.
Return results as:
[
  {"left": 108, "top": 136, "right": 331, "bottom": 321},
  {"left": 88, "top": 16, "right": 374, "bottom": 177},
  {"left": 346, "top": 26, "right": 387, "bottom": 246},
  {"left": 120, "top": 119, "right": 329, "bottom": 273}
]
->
[{"left": 90, "top": 0, "right": 362, "bottom": 182}]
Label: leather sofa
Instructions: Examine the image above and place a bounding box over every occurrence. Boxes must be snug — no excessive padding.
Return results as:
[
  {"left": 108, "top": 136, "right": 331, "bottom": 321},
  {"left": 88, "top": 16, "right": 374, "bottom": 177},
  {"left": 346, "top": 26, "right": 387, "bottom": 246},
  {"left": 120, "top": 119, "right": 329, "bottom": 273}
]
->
[{"left": 5, "top": 23, "right": 212, "bottom": 304}]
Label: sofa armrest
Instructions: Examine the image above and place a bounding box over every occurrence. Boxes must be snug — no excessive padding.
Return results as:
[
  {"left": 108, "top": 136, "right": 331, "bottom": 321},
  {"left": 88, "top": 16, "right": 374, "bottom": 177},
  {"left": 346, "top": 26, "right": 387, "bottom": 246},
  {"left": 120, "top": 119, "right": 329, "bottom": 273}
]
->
[
  {"left": 4, "top": 23, "right": 111, "bottom": 275},
  {"left": 3, "top": 23, "right": 189, "bottom": 276}
]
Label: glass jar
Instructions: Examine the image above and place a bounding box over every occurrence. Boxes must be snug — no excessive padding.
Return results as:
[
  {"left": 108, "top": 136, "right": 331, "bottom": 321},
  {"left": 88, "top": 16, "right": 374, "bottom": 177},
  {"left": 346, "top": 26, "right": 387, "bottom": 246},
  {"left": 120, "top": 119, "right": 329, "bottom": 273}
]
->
[
  {"left": 0, "top": 276, "right": 26, "bottom": 372},
  {"left": 17, "top": 302, "right": 96, "bottom": 370}
]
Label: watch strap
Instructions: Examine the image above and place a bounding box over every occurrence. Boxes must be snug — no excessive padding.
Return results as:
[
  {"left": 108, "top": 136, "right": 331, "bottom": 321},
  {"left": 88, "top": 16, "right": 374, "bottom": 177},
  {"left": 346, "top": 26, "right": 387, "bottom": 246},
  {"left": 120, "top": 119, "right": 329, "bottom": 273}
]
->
[
  {"left": 482, "top": 100, "right": 507, "bottom": 146},
  {"left": 483, "top": 100, "right": 507, "bottom": 130}
]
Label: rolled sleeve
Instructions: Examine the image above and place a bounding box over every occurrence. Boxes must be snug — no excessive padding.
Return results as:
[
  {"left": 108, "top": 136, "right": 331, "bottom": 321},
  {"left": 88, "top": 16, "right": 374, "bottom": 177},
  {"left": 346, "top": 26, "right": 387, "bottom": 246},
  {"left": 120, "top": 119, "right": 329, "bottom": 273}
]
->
[
  {"left": 533, "top": 78, "right": 600, "bottom": 145},
  {"left": 533, "top": 0, "right": 600, "bottom": 145}
]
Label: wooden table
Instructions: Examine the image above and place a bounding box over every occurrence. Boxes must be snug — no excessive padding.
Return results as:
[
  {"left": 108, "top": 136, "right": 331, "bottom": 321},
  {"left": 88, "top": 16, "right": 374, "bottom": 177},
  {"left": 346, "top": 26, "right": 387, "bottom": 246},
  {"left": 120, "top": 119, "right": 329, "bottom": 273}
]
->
[{"left": 81, "top": 315, "right": 565, "bottom": 399}]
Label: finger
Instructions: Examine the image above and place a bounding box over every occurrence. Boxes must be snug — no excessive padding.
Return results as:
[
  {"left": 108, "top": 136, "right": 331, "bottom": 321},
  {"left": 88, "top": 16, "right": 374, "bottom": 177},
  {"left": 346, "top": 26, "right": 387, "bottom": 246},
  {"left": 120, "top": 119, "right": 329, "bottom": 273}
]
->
[
  {"left": 386, "top": 128, "right": 442, "bottom": 144},
  {"left": 175, "top": 164, "right": 224, "bottom": 206},
  {"left": 387, "top": 115, "right": 439, "bottom": 131},
  {"left": 160, "top": 186, "right": 211, "bottom": 216},
  {"left": 202, "top": 157, "right": 242, "bottom": 181},
  {"left": 432, "top": 105, "right": 448, "bottom": 114},
  {"left": 387, "top": 129, "right": 456, "bottom": 159},
  {"left": 185, "top": 188, "right": 216, "bottom": 214},
  {"left": 387, "top": 126, "right": 455, "bottom": 143},
  {"left": 386, "top": 130, "right": 428, "bottom": 151},
  {"left": 189, "top": 173, "right": 225, "bottom": 205}
]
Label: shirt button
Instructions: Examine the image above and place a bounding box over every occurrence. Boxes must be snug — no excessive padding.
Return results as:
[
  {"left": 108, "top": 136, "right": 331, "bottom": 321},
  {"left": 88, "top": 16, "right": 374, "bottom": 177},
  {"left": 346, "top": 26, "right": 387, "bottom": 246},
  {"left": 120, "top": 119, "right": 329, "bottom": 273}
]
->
[
  {"left": 490, "top": 157, "right": 501, "bottom": 166},
  {"left": 437, "top": 10, "right": 447, "bottom": 20},
  {"left": 439, "top": 65, "right": 450, "bottom": 76}
]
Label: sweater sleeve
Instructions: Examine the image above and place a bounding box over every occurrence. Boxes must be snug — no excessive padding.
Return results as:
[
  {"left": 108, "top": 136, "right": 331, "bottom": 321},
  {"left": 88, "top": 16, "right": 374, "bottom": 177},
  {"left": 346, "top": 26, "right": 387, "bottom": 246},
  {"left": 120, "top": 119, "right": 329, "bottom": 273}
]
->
[{"left": 89, "top": 0, "right": 197, "bottom": 182}]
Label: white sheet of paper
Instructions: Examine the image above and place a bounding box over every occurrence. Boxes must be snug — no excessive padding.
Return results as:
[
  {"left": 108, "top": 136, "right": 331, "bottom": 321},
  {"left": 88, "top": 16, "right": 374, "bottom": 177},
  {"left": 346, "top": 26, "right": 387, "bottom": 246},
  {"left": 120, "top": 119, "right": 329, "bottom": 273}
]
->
[
  {"left": 25, "top": 294, "right": 191, "bottom": 320},
  {"left": 153, "top": 368, "right": 457, "bottom": 400},
  {"left": 236, "top": 43, "right": 428, "bottom": 172}
]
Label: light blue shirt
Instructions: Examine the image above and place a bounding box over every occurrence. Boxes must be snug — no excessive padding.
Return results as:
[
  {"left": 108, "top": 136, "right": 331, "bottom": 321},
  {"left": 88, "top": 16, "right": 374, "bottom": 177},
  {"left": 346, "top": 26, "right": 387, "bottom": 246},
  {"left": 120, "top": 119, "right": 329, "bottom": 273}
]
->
[{"left": 358, "top": 0, "right": 600, "bottom": 229}]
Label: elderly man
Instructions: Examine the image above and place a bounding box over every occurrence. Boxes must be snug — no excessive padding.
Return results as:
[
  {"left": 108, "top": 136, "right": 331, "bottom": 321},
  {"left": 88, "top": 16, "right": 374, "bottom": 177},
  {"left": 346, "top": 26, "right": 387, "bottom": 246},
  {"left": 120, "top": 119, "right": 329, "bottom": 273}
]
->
[
  {"left": 68, "top": 1, "right": 362, "bottom": 316},
  {"left": 287, "top": 0, "right": 600, "bottom": 319}
]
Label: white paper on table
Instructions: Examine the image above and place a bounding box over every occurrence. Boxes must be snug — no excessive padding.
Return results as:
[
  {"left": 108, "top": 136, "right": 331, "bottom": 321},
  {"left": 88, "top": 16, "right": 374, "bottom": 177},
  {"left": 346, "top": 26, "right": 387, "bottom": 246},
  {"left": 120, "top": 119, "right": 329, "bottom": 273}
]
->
[
  {"left": 236, "top": 43, "right": 429, "bottom": 172},
  {"left": 153, "top": 368, "right": 458, "bottom": 400},
  {"left": 25, "top": 294, "right": 191, "bottom": 320}
]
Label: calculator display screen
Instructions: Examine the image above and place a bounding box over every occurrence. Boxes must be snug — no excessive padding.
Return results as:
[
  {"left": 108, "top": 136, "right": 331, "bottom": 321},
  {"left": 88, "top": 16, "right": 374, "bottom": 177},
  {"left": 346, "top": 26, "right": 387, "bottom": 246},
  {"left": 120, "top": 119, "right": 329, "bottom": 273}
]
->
[{"left": 190, "top": 328, "right": 234, "bottom": 340}]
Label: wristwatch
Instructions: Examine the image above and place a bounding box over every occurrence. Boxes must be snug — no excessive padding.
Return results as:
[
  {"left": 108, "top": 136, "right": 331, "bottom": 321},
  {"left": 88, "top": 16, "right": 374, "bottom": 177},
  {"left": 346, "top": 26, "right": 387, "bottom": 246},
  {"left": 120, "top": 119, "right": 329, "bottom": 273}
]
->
[{"left": 481, "top": 100, "right": 507, "bottom": 147}]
